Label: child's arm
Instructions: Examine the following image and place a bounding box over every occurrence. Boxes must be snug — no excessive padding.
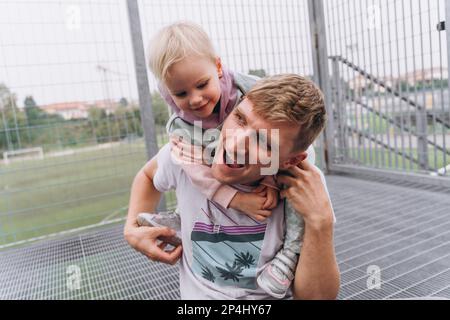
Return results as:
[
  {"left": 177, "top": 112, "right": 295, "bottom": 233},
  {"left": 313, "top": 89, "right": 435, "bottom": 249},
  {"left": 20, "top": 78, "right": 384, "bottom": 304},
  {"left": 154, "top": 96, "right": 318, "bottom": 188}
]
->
[
  {"left": 175, "top": 156, "right": 272, "bottom": 220},
  {"left": 170, "top": 139, "right": 272, "bottom": 220},
  {"left": 259, "top": 176, "right": 280, "bottom": 210}
]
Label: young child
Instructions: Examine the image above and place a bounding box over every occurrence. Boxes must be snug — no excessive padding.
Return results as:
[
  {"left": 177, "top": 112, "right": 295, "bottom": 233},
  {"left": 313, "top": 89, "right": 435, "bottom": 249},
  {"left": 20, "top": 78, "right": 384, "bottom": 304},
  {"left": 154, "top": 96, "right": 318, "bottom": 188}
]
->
[{"left": 141, "top": 21, "right": 316, "bottom": 298}]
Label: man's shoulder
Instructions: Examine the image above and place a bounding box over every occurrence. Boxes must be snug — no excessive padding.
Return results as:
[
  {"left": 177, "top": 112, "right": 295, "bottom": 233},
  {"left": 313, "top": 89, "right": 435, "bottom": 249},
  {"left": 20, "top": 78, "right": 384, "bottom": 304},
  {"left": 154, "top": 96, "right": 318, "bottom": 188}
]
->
[
  {"left": 233, "top": 72, "right": 260, "bottom": 94},
  {"left": 156, "top": 144, "right": 186, "bottom": 175}
]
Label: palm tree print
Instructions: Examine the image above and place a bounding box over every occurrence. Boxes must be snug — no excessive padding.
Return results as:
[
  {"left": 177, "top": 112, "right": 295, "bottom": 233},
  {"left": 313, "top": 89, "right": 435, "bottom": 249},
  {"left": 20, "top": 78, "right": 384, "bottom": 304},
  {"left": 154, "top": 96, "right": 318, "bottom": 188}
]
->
[
  {"left": 234, "top": 252, "right": 256, "bottom": 269},
  {"left": 216, "top": 262, "right": 244, "bottom": 282},
  {"left": 201, "top": 267, "right": 216, "bottom": 283}
]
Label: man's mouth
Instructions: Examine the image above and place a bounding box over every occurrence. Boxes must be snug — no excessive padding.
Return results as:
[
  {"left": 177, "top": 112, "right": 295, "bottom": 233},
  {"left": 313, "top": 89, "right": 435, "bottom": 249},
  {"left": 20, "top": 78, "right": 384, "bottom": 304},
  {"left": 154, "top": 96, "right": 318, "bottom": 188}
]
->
[{"left": 223, "top": 149, "right": 245, "bottom": 169}]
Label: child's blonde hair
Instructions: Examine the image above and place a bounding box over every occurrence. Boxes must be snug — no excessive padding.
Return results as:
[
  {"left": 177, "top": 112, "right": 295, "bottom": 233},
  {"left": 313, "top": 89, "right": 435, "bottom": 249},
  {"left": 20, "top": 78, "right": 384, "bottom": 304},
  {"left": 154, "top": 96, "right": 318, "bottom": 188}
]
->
[
  {"left": 148, "top": 21, "right": 217, "bottom": 82},
  {"left": 246, "top": 74, "right": 327, "bottom": 152}
]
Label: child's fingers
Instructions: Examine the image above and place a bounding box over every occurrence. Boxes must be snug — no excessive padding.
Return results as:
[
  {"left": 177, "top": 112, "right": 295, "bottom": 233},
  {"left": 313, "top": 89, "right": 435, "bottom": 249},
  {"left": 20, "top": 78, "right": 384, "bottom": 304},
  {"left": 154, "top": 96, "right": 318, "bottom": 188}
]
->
[
  {"left": 257, "top": 209, "right": 272, "bottom": 217},
  {"left": 254, "top": 215, "right": 268, "bottom": 222},
  {"left": 174, "top": 141, "right": 205, "bottom": 164},
  {"left": 171, "top": 142, "right": 204, "bottom": 165},
  {"left": 263, "top": 192, "right": 274, "bottom": 209},
  {"left": 252, "top": 185, "right": 267, "bottom": 194},
  {"left": 255, "top": 190, "right": 267, "bottom": 198},
  {"left": 158, "top": 242, "right": 168, "bottom": 251}
]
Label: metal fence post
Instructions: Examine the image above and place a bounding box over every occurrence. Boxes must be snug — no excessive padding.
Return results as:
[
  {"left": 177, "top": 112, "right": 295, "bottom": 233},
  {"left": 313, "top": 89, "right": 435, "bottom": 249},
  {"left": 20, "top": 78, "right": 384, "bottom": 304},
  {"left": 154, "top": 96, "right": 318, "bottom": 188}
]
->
[
  {"left": 308, "top": 0, "right": 335, "bottom": 173},
  {"left": 447, "top": 1, "right": 450, "bottom": 128},
  {"left": 332, "top": 57, "right": 348, "bottom": 162},
  {"left": 127, "top": 0, "right": 166, "bottom": 211},
  {"left": 415, "top": 106, "right": 429, "bottom": 171}
]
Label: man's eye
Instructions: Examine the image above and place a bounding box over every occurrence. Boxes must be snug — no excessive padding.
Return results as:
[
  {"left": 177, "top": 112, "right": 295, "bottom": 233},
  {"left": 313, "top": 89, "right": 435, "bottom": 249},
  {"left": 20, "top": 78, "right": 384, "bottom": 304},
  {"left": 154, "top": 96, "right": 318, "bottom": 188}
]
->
[{"left": 234, "top": 114, "right": 245, "bottom": 125}]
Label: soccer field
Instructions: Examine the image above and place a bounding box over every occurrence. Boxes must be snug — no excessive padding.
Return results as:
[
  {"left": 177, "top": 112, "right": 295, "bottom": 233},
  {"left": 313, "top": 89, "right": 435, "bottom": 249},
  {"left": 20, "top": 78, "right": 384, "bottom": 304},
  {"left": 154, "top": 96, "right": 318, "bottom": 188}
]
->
[{"left": 0, "top": 136, "right": 172, "bottom": 246}]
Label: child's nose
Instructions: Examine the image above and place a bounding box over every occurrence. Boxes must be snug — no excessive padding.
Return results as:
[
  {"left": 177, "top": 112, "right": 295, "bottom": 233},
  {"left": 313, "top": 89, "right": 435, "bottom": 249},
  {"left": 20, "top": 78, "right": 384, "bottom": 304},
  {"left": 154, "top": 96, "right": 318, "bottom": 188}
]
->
[{"left": 190, "top": 94, "right": 203, "bottom": 107}]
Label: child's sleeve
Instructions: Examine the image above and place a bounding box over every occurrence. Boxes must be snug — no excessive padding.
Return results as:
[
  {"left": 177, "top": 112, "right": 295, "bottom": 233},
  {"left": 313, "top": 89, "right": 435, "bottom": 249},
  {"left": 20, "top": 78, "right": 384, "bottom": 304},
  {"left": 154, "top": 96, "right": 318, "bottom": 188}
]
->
[
  {"left": 180, "top": 162, "right": 238, "bottom": 209},
  {"left": 260, "top": 176, "right": 281, "bottom": 191},
  {"left": 166, "top": 114, "right": 237, "bottom": 208}
]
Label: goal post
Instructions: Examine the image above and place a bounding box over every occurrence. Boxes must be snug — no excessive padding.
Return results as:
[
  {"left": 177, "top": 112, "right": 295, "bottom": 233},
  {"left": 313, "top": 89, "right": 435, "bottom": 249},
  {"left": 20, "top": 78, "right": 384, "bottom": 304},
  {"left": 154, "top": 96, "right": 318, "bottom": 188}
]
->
[{"left": 3, "top": 147, "right": 44, "bottom": 165}]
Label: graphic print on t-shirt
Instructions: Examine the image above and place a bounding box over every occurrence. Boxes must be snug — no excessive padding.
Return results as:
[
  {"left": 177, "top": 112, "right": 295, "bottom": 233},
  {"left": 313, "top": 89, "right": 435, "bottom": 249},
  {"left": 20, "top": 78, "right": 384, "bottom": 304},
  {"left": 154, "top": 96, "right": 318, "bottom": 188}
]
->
[{"left": 191, "top": 201, "right": 266, "bottom": 290}]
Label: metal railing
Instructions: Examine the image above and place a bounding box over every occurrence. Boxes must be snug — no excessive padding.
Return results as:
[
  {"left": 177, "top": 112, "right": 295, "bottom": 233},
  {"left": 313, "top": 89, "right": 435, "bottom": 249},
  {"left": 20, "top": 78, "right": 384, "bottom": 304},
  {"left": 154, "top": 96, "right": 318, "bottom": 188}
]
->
[
  {"left": 330, "top": 56, "right": 450, "bottom": 173},
  {"left": 322, "top": 0, "right": 450, "bottom": 186}
]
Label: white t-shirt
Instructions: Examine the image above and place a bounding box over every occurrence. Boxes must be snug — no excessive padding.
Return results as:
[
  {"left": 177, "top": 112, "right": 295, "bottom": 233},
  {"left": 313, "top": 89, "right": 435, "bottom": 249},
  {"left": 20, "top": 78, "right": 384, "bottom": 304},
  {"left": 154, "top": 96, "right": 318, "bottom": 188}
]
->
[
  {"left": 153, "top": 143, "right": 335, "bottom": 299},
  {"left": 153, "top": 144, "right": 287, "bottom": 300}
]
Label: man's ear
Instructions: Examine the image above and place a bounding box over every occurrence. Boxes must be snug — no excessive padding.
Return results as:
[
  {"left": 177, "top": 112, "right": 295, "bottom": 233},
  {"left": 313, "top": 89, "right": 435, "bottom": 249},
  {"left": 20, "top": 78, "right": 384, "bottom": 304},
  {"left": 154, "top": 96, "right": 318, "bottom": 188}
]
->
[
  {"left": 280, "top": 152, "right": 307, "bottom": 169},
  {"left": 216, "top": 57, "right": 223, "bottom": 78}
]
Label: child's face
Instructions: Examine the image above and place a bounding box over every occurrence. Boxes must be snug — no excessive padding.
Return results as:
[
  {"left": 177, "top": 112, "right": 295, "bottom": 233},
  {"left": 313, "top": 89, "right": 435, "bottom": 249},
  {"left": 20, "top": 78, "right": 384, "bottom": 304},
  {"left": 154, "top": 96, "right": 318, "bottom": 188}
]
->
[{"left": 164, "top": 56, "right": 222, "bottom": 118}]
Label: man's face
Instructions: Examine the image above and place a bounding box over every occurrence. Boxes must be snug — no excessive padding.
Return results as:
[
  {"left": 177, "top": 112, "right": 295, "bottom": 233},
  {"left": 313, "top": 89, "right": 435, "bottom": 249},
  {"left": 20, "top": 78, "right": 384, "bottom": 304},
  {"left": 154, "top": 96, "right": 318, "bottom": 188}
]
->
[{"left": 211, "top": 98, "right": 307, "bottom": 185}]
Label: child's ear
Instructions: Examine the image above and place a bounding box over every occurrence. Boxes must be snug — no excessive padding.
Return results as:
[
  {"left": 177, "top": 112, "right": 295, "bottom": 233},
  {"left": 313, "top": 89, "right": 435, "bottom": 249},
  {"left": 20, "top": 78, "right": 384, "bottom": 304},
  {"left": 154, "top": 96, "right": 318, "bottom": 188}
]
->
[
  {"left": 280, "top": 152, "right": 307, "bottom": 169},
  {"left": 216, "top": 57, "right": 223, "bottom": 78}
]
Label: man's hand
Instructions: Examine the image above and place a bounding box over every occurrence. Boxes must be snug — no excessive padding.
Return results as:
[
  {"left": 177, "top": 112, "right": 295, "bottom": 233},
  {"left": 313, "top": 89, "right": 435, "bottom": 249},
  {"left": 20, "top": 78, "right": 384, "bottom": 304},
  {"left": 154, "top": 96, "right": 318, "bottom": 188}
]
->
[
  {"left": 124, "top": 224, "right": 182, "bottom": 265},
  {"left": 277, "top": 159, "right": 334, "bottom": 230},
  {"left": 229, "top": 191, "right": 273, "bottom": 222}
]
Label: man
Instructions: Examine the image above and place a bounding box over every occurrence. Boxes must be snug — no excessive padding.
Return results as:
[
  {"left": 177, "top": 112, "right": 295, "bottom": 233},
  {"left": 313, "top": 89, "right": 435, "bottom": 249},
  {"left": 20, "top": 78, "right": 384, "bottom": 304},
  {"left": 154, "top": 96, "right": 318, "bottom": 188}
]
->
[{"left": 124, "top": 74, "right": 340, "bottom": 300}]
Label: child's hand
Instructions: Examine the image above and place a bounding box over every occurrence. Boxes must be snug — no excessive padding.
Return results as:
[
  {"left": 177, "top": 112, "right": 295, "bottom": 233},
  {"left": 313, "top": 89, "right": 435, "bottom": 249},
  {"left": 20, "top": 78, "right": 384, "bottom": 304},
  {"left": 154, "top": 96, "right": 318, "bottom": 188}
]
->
[
  {"left": 259, "top": 185, "right": 279, "bottom": 210},
  {"left": 170, "top": 135, "right": 205, "bottom": 165},
  {"left": 229, "top": 191, "right": 272, "bottom": 222}
]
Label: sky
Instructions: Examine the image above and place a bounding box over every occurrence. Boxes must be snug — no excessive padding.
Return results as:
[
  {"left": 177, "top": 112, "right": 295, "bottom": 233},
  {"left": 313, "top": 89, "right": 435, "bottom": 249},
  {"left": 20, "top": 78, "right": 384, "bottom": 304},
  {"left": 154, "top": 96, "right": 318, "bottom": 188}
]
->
[{"left": 0, "top": 0, "right": 448, "bottom": 107}]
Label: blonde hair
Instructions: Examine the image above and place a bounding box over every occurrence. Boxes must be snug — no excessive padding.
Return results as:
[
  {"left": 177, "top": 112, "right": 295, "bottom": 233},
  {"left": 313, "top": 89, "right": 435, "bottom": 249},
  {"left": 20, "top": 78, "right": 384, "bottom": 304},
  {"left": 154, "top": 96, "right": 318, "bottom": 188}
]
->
[
  {"left": 246, "top": 74, "right": 327, "bottom": 152},
  {"left": 148, "top": 21, "right": 217, "bottom": 82}
]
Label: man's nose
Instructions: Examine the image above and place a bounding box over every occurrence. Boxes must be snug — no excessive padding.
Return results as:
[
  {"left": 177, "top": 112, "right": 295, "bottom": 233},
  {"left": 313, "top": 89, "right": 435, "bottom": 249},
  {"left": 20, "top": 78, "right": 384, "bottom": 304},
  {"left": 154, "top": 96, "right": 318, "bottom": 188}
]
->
[{"left": 229, "top": 129, "right": 252, "bottom": 159}]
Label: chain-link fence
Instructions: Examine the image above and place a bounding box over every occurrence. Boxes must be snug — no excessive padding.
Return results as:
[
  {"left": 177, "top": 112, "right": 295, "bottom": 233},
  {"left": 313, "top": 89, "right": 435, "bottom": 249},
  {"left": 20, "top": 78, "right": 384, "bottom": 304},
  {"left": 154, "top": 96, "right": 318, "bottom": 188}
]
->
[
  {"left": 0, "top": 0, "right": 317, "bottom": 247},
  {"left": 0, "top": 0, "right": 151, "bottom": 246},
  {"left": 324, "top": 0, "right": 449, "bottom": 178},
  {"left": 0, "top": 0, "right": 449, "bottom": 247}
]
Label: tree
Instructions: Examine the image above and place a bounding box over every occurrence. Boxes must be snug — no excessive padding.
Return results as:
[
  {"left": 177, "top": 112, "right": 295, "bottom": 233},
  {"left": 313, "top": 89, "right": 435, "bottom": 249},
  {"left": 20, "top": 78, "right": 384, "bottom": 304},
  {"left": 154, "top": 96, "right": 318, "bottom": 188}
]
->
[
  {"left": 0, "top": 84, "right": 26, "bottom": 152},
  {"left": 151, "top": 91, "right": 170, "bottom": 126},
  {"left": 119, "top": 97, "right": 129, "bottom": 108},
  {"left": 88, "top": 107, "right": 109, "bottom": 143},
  {"left": 24, "top": 95, "right": 46, "bottom": 125}
]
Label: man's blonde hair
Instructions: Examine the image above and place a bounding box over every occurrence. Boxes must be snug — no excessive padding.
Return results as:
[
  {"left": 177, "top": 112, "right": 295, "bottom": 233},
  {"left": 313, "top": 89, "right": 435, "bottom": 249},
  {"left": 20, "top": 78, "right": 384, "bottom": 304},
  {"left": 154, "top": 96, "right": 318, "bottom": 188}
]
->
[
  {"left": 148, "top": 21, "right": 217, "bottom": 82},
  {"left": 246, "top": 74, "right": 327, "bottom": 152}
]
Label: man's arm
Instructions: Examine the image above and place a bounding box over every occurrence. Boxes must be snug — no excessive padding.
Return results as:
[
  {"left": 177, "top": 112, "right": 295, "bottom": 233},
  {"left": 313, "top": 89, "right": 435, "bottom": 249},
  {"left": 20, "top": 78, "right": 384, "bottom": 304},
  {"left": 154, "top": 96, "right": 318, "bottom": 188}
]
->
[
  {"left": 124, "top": 157, "right": 182, "bottom": 265},
  {"left": 126, "top": 157, "right": 161, "bottom": 229},
  {"left": 278, "top": 161, "right": 340, "bottom": 300},
  {"left": 293, "top": 220, "right": 340, "bottom": 300}
]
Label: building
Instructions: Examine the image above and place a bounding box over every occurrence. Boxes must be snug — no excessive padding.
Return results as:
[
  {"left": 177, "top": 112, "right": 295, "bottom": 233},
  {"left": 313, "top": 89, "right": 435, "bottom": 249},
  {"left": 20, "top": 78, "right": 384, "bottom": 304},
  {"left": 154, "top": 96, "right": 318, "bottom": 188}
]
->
[
  {"left": 348, "top": 67, "right": 448, "bottom": 94},
  {"left": 41, "top": 100, "right": 120, "bottom": 120}
]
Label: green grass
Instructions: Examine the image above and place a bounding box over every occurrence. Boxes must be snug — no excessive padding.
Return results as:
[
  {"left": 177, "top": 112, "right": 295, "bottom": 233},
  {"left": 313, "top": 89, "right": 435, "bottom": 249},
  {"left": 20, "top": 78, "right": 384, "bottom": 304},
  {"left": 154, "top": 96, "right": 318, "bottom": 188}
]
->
[
  {"left": 0, "top": 140, "right": 146, "bottom": 245},
  {"left": 0, "top": 134, "right": 177, "bottom": 246},
  {"left": 339, "top": 147, "right": 449, "bottom": 172}
]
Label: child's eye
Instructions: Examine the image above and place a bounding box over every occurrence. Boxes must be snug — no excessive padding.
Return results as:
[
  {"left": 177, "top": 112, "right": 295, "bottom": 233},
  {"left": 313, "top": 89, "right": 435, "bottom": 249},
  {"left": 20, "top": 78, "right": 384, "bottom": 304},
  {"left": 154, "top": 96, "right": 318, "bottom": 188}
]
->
[
  {"left": 175, "top": 92, "right": 186, "bottom": 97},
  {"left": 197, "top": 81, "right": 209, "bottom": 89}
]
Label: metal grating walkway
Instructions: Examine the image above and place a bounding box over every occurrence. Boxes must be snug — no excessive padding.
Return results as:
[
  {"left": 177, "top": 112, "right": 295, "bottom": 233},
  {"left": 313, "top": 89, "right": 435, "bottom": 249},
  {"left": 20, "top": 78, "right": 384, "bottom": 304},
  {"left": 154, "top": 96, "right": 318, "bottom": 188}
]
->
[{"left": 1, "top": 174, "right": 450, "bottom": 300}]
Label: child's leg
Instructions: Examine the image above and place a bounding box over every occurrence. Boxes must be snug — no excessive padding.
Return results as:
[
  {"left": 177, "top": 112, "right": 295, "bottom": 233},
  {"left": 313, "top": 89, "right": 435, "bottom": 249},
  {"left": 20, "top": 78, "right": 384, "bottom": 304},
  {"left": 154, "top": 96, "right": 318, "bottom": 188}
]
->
[
  {"left": 136, "top": 210, "right": 182, "bottom": 247},
  {"left": 283, "top": 200, "right": 305, "bottom": 255},
  {"left": 257, "top": 198, "right": 305, "bottom": 298}
]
